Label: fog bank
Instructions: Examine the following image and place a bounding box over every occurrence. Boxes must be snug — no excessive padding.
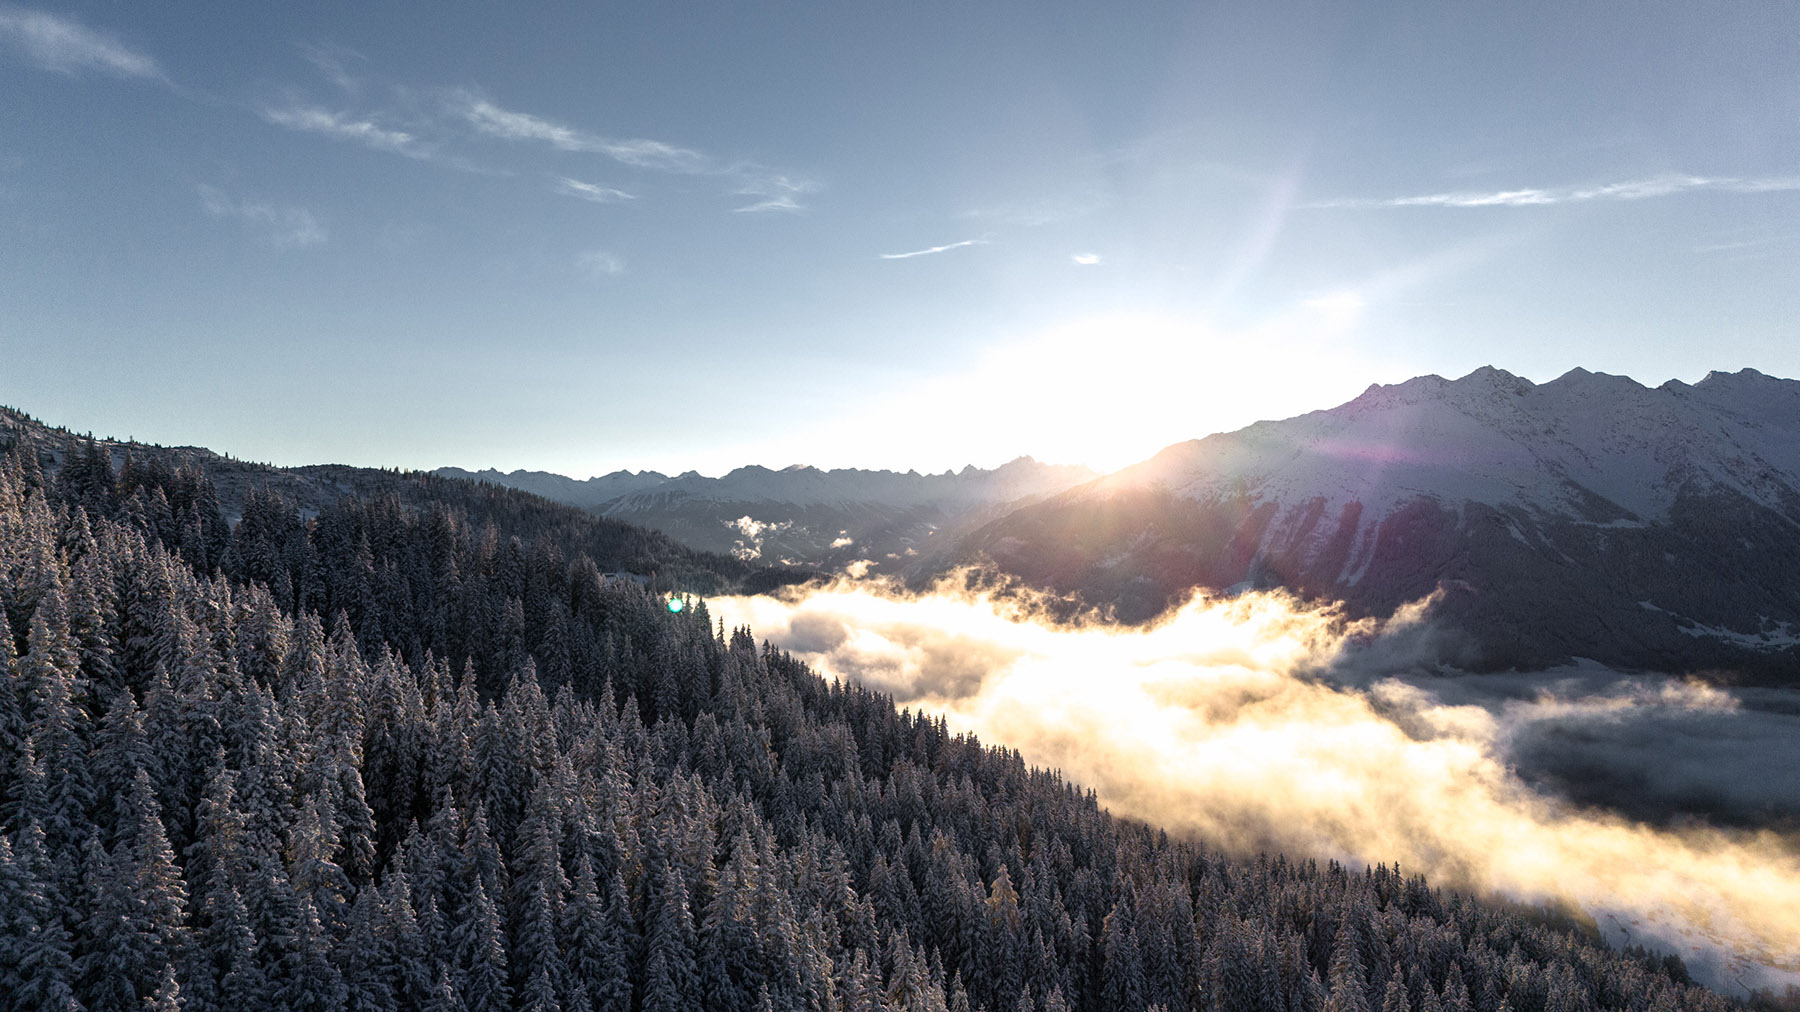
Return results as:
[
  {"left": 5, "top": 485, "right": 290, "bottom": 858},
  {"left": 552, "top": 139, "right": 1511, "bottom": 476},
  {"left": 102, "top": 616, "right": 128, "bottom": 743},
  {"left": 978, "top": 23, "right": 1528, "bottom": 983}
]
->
[{"left": 712, "top": 578, "right": 1800, "bottom": 995}]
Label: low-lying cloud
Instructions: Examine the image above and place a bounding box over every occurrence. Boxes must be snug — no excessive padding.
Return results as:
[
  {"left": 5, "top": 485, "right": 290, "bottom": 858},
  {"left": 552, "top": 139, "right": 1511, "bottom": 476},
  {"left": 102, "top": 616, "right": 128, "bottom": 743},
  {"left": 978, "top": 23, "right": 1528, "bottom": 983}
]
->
[
  {"left": 726, "top": 515, "right": 793, "bottom": 561},
  {"left": 712, "top": 578, "right": 1800, "bottom": 994}
]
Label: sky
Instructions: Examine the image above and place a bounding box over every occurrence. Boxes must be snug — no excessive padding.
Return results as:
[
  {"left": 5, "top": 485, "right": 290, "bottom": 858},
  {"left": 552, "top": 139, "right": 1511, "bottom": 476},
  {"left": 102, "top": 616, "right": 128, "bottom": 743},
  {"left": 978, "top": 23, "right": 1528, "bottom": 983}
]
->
[{"left": 3, "top": 2, "right": 1799, "bottom": 476}]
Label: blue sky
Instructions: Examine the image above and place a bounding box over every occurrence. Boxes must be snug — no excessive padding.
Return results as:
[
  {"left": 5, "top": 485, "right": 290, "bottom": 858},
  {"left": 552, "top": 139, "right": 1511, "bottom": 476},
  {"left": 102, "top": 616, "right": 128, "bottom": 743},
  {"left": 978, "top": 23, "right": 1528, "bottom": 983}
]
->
[{"left": 4, "top": 2, "right": 1798, "bottom": 475}]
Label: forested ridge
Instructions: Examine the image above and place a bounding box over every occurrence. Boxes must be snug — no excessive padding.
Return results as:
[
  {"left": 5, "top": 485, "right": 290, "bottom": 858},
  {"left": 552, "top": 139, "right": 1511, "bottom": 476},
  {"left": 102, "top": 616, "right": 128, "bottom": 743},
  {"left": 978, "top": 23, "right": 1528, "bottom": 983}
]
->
[
  {"left": 0, "top": 406, "right": 808, "bottom": 601},
  {"left": 0, "top": 428, "right": 1737, "bottom": 1012}
]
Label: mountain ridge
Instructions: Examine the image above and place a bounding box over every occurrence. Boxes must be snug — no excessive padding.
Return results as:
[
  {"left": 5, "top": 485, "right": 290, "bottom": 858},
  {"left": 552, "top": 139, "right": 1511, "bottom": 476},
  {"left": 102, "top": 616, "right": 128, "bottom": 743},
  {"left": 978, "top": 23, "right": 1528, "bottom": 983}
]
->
[
  {"left": 957, "top": 365, "right": 1800, "bottom": 680},
  {"left": 0, "top": 403, "right": 802, "bottom": 597},
  {"left": 438, "top": 455, "right": 1098, "bottom": 568}
]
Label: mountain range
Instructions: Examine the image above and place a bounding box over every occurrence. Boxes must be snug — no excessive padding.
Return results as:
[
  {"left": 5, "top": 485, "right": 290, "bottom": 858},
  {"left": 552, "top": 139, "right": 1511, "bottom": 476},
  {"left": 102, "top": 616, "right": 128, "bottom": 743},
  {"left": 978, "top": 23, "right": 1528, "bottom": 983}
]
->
[
  {"left": 959, "top": 366, "right": 1800, "bottom": 678},
  {"left": 452, "top": 366, "right": 1800, "bottom": 680},
  {"left": 436, "top": 458, "right": 1097, "bottom": 572},
  {"left": 0, "top": 396, "right": 1736, "bottom": 1012}
]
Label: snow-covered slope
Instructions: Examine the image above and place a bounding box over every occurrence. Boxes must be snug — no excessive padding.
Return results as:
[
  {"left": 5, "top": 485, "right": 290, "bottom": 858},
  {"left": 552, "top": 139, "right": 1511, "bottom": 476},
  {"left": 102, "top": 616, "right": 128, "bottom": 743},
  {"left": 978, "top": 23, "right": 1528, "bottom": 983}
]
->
[
  {"left": 1121, "top": 366, "right": 1800, "bottom": 526},
  {"left": 962, "top": 367, "right": 1800, "bottom": 679}
]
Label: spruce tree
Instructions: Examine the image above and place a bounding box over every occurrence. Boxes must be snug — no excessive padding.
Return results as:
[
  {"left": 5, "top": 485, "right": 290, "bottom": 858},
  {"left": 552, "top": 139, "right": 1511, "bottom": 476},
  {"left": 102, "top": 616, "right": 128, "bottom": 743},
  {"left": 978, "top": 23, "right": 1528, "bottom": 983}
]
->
[{"left": 1326, "top": 918, "right": 1372, "bottom": 1012}]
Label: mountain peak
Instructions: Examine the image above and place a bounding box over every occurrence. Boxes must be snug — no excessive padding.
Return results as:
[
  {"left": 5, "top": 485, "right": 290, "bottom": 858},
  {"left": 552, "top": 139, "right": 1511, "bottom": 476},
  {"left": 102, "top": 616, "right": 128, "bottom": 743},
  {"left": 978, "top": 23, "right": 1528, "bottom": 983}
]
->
[
  {"left": 1456, "top": 365, "right": 1534, "bottom": 395},
  {"left": 1699, "top": 366, "right": 1772, "bottom": 386}
]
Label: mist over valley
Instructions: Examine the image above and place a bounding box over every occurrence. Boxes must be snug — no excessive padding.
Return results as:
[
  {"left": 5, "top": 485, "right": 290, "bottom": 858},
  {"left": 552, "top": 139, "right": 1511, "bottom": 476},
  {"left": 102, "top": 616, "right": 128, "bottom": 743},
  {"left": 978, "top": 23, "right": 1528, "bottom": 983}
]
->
[
  {"left": 447, "top": 366, "right": 1800, "bottom": 995},
  {"left": 9, "top": 4, "right": 1800, "bottom": 1007}
]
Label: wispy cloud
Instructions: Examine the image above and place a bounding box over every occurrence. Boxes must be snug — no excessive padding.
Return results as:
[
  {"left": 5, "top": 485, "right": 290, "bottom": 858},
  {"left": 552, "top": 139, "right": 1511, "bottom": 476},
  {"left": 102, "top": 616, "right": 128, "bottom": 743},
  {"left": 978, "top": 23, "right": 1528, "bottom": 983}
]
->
[
  {"left": 1692, "top": 231, "right": 1799, "bottom": 256},
  {"left": 576, "top": 249, "right": 624, "bottom": 277},
  {"left": 1316, "top": 172, "right": 1800, "bottom": 209},
  {"left": 455, "top": 91, "right": 815, "bottom": 210},
  {"left": 1071, "top": 252, "right": 1102, "bottom": 266},
  {"left": 259, "top": 102, "right": 430, "bottom": 159},
  {"left": 0, "top": 6, "right": 161, "bottom": 80},
  {"left": 456, "top": 93, "right": 707, "bottom": 172},
  {"left": 198, "top": 185, "right": 326, "bottom": 247},
  {"left": 555, "top": 176, "right": 635, "bottom": 204},
  {"left": 879, "top": 237, "right": 990, "bottom": 260},
  {"left": 300, "top": 42, "right": 364, "bottom": 97},
  {"left": 733, "top": 174, "right": 812, "bottom": 213},
  {"left": 736, "top": 195, "right": 800, "bottom": 213}
]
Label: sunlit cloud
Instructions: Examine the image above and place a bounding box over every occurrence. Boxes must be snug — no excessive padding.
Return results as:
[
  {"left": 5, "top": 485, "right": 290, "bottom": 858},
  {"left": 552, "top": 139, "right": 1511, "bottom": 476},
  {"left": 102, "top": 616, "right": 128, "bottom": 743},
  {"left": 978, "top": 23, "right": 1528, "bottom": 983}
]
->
[
  {"left": 554, "top": 176, "right": 635, "bottom": 204},
  {"left": 714, "top": 578, "right": 1800, "bottom": 993},
  {"left": 0, "top": 6, "right": 162, "bottom": 80},
  {"left": 575, "top": 249, "right": 624, "bottom": 277},
  {"left": 197, "top": 184, "right": 326, "bottom": 247},
  {"left": 259, "top": 102, "right": 430, "bottom": 159},
  {"left": 878, "top": 237, "right": 991, "bottom": 260},
  {"left": 455, "top": 93, "right": 708, "bottom": 172},
  {"left": 725, "top": 515, "right": 793, "bottom": 560},
  {"left": 1317, "top": 172, "right": 1800, "bottom": 209},
  {"left": 1071, "top": 252, "right": 1102, "bottom": 266}
]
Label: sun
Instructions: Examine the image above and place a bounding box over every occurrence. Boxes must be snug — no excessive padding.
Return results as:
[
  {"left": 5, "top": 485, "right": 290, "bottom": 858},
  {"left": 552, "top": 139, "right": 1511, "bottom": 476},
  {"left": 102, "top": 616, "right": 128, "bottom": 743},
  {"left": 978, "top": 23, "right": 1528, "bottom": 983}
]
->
[{"left": 930, "top": 308, "right": 1379, "bottom": 472}]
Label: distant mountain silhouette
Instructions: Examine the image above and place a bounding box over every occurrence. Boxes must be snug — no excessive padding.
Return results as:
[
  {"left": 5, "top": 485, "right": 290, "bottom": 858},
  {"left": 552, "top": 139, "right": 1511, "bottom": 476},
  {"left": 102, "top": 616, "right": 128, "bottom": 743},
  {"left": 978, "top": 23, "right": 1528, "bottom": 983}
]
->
[{"left": 438, "top": 458, "right": 1096, "bottom": 572}]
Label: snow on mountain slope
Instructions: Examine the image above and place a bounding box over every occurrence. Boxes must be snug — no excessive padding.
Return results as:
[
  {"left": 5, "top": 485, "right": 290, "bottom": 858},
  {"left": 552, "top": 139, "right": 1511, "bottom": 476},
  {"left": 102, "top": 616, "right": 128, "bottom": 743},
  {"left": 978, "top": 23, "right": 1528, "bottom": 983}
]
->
[
  {"left": 960, "top": 366, "right": 1800, "bottom": 679},
  {"left": 1115, "top": 366, "right": 1800, "bottom": 525}
]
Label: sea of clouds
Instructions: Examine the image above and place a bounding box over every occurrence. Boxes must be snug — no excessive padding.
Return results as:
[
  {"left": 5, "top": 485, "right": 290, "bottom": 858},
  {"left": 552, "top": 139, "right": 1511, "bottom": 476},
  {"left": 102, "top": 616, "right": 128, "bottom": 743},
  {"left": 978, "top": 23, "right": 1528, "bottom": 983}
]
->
[{"left": 712, "top": 577, "right": 1800, "bottom": 997}]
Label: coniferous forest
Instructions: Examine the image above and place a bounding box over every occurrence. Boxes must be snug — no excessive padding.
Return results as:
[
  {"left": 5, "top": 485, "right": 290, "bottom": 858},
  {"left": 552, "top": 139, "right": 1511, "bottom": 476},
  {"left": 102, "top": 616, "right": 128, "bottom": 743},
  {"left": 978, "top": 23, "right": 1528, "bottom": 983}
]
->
[{"left": 0, "top": 428, "right": 1736, "bottom": 1012}]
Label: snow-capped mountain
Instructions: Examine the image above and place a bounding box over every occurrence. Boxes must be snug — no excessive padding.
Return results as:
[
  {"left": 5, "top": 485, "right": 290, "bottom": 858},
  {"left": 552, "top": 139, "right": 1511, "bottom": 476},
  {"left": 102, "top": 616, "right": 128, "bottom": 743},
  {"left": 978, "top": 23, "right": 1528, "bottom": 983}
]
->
[
  {"left": 437, "top": 457, "right": 1097, "bottom": 570},
  {"left": 959, "top": 367, "right": 1800, "bottom": 678}
]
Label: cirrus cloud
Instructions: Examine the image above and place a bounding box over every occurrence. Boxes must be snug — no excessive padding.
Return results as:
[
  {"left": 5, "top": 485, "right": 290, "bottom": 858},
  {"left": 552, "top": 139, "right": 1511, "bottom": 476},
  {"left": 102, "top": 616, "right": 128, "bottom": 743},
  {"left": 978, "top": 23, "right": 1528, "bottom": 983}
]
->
[
  {"left": 1315, "top": 172, "right": 1800, "bottom": 209},
  {"left": 555, "top": 176, "right": 635, "bottom": 204},
  {"left": 198, "top": 184, "right": 326, "bottom": 247},
  {"left": 0, "top": 6, "right": 162, "bottom": 80},
  {"left": 257, "top": 101, "right": 430, "bottom": 159},
  {"left": 878, "top": 236, "right": 991, "bottom": 260}
]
